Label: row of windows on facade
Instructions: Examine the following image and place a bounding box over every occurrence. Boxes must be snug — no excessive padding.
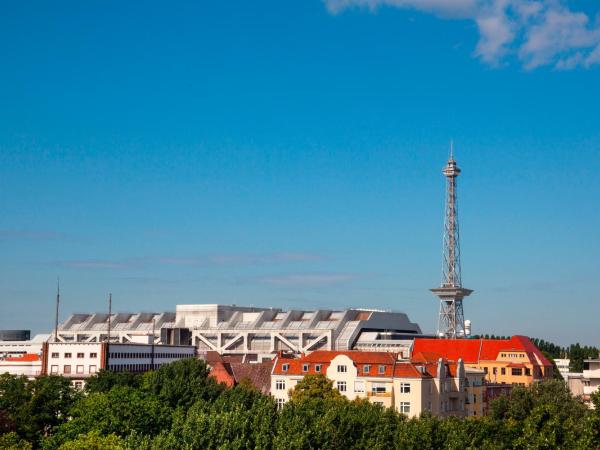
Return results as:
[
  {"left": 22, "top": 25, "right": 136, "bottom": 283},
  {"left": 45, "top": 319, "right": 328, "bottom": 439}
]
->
[
  {"left": 108, "top": 352, "right": 194, "bottom": 359},
  {"left": 281, "top": 363, "right": 387, "bottom": 375},
  {"left": 275, "top": 379, "right": 411, "bottom": 394},
  {"left": 50, "top": 365, "right": 97, "bottom": 375},
  {"left": 500, "top": 353, "right": 524, "bottom": 358},
  {"left": 109, "top": 363, "right": 166, "bottom": 372},
  {"left": 50, "top": 352, "right": 97, "bottom": 359},
  {"left": 483, "top": 366, "right": 532, "bottom": 376}
]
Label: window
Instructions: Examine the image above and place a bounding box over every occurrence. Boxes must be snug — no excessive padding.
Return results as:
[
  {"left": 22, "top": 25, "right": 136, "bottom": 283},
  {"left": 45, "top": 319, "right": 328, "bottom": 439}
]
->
[
  {"left": 90, "top": 353, "right": 97, "bottom": 358},
  {"left": 64, "top": 353, "right": 72, "bottom": 358},
  {"left": 50, "top": 365, "right": 58, "bottom": 374},
  {"left": 399, "top": 402, "right": 410, "bottom": 414},
  {"left": 51, "top": 352, "right": 59, "bottom": 358},
  {"left": 511, "top": 368, "right": 523, "bottom": 376},
  {"left": 525, "top": 368, "right": 531, "bottom": 376},
  {"left": 400, "top": 383, "right": 411, "bottom": 393},
  {"left": 74, "top": 381, "right": 83, "bottom": 390},
  {"left": 76, "top": 365, "right": 84, "bottom": 374},
  {"left": 77, "top": 353, "right": 84, "bottom": 359},
  {"left": 378, "top": 365, "right": 386, "bottom": 374},
  {"left": 276, "top": 398, "right": 286, "bottom": 409},
  {"left": 337, "top": 365, "right": 347, "bottom": 373},
  {"left": 501, "top": 368, "right": 506, "bottom": 375},
  {"left": 63, "top": 365, "right": 71, "bottom": 374},
  {"left": 354, "top": 381, "right": 365, "bottom": 392},
  {"left": 493, "top": 367, "right": 497, "bottom": 375},
  {"left": 302, "top": 364, "right": 309, "bottom": 373},
  {"left": 337, "top": 381, "right": 347, "bottom": 392},
  {"left": 275, "top": 380, "right": 286, "bottom": 390},
  {"left": 363, "top": 364, "right": 371, "bottom": 374},
  {"left": 483, "top": 367, "right": 488, "bottom": 374},
  {"left": 89, "top": 365, "right": 97, "bottom": 374},
  {"left": 315, "top": 364, "right": 322, "bottom": 373},
  {"left": 473, "top": 394, "right": 477, "bottom": 404},
  {"left": 282, "top": 364, "right": 289, "bottom": 372},
  {"left": 371, "top": 383, "right": 386, "bottom": 394}
]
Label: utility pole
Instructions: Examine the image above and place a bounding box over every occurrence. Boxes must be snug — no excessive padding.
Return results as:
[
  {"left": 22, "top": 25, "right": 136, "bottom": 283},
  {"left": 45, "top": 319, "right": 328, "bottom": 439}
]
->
[
  {"left": 107, "top": 293, "right": 112, "bottom": 343},
  {"left": 54, "top": 278, "right": 60, "bottom": 342},
  {"left": 151, "top": 318, "right": 155, "bottom": 370},
  {"left": 430, "top": 144, "right": 473, "bottom": 338}
]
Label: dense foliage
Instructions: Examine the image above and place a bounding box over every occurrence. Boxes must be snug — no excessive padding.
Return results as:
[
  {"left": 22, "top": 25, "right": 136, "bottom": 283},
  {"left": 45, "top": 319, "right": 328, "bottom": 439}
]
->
[{"left": 1, "top": 360, "right": 600, "bottom": 449}]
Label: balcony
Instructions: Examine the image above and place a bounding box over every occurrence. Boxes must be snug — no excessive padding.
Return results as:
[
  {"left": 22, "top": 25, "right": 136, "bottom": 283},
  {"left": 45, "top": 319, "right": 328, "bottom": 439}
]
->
[
  {"left": 367, "top": 391, "right": 392, "bottom": 398},
  {"left": 583, "top": 385, "right": 599, "bottom": 396}
]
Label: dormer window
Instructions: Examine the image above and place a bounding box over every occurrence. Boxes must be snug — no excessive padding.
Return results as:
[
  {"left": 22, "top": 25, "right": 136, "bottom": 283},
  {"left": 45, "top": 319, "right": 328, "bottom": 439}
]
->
[
  {"left": 378, "top": 365, "right": 386, "bottom": 374},
  {"left": 302, "top": 364, "right": 309, "bottom": 372},
  {"left": 315, "top": 364, "right": 322, "bottom": 373},
  {"left": 282, "top": 363, "right": 289, "bottom": 372},
  {"left": 364, "top": 364, "right": 371, "bottom": 374}
]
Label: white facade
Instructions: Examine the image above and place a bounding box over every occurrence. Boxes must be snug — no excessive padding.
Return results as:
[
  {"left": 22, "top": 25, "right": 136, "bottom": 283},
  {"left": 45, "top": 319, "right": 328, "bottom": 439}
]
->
[
  {"left": 44, "top": 341, "right": 196, "bottom": 388},
  {"left": 0, "top": 356, "right": 42, "bottom": 378},
  {"left": 0, "top": 334, "right": 49, "bottom": 359},
  {"left": 583, "top": 359, "right": 600, "bottom": 407},
  {"left": 555, "top": 358, "right": 571, "bottom": 378}
]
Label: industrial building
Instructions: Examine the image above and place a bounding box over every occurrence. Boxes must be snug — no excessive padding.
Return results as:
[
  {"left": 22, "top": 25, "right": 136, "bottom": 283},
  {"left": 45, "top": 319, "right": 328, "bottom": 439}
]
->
[
  {"left": 54, "top": 304, "right": 423, "bottom": 360},
  {"left": 41, "top": 341, "right": 196, "bottom": 389}
]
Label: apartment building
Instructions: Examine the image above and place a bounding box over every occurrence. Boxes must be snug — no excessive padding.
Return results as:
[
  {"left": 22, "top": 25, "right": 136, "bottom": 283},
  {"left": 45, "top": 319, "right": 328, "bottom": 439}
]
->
[
  {"left": 270, "top": 351, "right": 467, "bottom": 418},
  {"left": 582, "top": 359, "right": 600, "bottom": 408},
  {"left": 412, "top": 336, "right": 553, "bottom": 385},
  {"left": 41, "top": 341, "right": 195, "bottom": 388}
]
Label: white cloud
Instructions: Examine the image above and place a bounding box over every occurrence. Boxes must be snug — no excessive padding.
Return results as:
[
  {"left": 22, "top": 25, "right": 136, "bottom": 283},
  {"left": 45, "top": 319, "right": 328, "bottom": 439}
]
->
[{"left": 324, "top": 0, "right": 600, "bottom": 69}]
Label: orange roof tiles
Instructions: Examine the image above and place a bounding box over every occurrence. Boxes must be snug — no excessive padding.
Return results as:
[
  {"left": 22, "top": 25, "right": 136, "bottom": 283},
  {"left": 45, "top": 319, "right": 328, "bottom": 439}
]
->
[
  {"left": 272, "top": 350, "right": 460, "bottom": 380},
  {"left": 412, "top": 336, "right": 551, "bottom": 368},
  {"left": 4, "top": 354, "right": 40, "bottom": 362}
]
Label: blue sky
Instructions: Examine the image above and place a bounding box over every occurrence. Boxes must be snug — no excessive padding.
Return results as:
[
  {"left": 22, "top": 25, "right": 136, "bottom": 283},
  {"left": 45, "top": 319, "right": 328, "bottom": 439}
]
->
[{"left": 0, "top": 1, "right": 599, "bottom": 345}]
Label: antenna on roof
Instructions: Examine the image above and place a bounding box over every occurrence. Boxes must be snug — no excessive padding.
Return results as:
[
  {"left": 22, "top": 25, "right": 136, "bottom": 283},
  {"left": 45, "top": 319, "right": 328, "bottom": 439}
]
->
[
  {"left": 107, "top": 293, "right": 112, "bottom": 343},
  {"left": 449, "top": 139, "right": 454, "bottom": 160},
  {"left": 54, "top": 277, "right": 60, "bottom": 342}
]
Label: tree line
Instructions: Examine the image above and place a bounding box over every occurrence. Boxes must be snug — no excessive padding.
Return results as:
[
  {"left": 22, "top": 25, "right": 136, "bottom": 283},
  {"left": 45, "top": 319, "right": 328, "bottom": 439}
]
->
[{"left": 1, "top": 358, "right": 600, "bottom": 449}]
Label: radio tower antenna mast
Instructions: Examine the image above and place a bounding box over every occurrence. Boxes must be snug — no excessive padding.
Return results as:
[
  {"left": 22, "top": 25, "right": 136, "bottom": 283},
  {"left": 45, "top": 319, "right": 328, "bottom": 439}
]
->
[
  {"left": 431, "top": 143, "right": 473, "bottom": 338},
  {"left": 54, "top": 278, "right": 60, "bottom": 342}
]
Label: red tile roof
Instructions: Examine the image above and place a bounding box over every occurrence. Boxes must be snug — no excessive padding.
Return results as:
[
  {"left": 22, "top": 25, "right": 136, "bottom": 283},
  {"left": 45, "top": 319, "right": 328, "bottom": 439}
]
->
[
  {"left": 229, "top": 361, "right": 274, "bottom": 394},
  {"left": 272, "top": 351, "right": 461, "bottom": 380},
  {"left": 3, "top": 354, "right": 40, "bottom": 362},
  {"left": 412, "top": 336, "right": 551, "bottom": 368},
  {"left": 209, "top": 361, "right": 235, "bottom": 387}
]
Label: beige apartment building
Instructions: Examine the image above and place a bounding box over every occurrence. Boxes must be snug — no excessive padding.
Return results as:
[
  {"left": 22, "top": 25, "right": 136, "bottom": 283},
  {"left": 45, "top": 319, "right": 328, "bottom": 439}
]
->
[{"left": 271, "top": 351, "right": 467, "bottom": 418}]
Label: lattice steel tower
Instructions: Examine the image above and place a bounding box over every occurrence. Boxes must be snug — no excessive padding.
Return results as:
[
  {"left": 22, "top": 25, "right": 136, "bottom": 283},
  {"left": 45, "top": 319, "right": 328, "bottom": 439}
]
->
[{"left": 430, "top": 145, "right": 473, "bottom": 338}]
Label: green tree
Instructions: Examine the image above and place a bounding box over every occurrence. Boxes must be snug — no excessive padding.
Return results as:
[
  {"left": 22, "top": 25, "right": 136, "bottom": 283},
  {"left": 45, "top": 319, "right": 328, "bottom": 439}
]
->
[
  {"left": 141, "top": 358, "right": 224, "bottom": 409},
  {"left": 57, "top": 431, "right": 125, "bottom": 450},
  {"left": 0, "top": 432, "right": 33, "bottom": 450},
  {"left": 85, "top": 369, "right": 142, "bottom": 394},
  {"left": 288, "top": 374, "right": 343, "bottom": 403},
  {"left": 47, "top": 385, "right": 172, "bottom": 448}
]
